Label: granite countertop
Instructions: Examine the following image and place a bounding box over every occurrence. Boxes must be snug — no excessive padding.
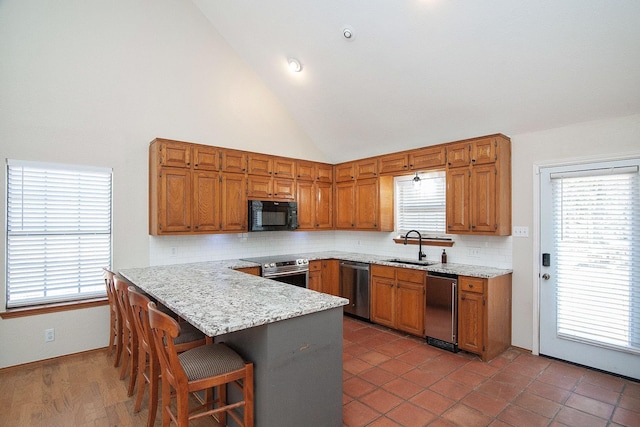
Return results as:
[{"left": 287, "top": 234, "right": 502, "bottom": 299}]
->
[
  {"left": 298, "top": 251, "right": 513, "bottom": 279},
  {"left": 119, "top": 260, "right": 348, "bottom": 337}
]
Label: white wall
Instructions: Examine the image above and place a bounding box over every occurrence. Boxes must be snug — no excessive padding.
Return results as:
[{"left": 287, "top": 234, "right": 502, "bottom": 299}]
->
[
  {"left": 510, "top": 113, "right": 640, "bottom": 351},
  {"left": 0, "top": 0, "right": 323, "bottom": 369}
]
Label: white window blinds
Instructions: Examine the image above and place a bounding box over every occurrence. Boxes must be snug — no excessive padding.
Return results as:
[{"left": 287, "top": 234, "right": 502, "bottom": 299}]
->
[
  {"left": 395, "top": 171, "right": 446, "bottom": 236},
  {"left": 6, "top": 160, "right": 112, "bottom": 308},
  {"left": 551, "top": 163, "right": 640, "bottom": 353}
]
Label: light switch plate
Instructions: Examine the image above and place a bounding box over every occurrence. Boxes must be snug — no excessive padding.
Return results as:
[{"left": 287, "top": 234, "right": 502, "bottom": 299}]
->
[{"left": 513, "top": 226, "right": 529, "bottom": 237}]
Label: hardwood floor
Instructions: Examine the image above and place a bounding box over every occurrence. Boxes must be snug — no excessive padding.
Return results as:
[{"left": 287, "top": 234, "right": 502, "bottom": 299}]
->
[
  {"left": 0, "top": 350, "right": 219, "bottom": 427},
  {"left": 1, "top": 317, "right": 639, "bottom": 426}
]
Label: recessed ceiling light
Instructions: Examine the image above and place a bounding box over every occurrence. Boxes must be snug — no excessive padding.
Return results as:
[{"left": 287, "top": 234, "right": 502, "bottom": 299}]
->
[
  {"left": 288, "top": 58, "right": 302, "bottom": 72},
  {"left": 342, "top": 27, "right": 355, "bottom": 40}
]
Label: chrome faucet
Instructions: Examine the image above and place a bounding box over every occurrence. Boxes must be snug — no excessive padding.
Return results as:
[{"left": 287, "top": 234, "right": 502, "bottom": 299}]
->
[{"left": 404, "top": 230, "right": 426, "bottom": 261}]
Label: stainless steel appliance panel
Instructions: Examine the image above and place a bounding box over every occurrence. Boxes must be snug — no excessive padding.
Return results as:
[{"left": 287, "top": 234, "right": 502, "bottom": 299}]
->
[
  {"left": 425, "top": 273, "right": 458, "bottom": 352},
  {"left": 339, "top": 261, "right": 370, "bottom": 320}
]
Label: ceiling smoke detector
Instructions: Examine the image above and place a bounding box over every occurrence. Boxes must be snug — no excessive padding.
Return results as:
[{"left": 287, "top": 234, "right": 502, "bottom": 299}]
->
[{"left": 342, "top": 27, "right": 355, "bottom": 40}]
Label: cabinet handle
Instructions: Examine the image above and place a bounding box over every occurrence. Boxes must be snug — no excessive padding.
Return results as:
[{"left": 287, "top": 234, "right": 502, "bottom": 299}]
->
[
  {"left": 194, "top": 163, "right": 199, "bottom": 167},
  {"left": 461, "top": 294, "right": 466, "bottom": 300},
  {"left": 468, "top": 284, "right": 474, "bottom": 288}
]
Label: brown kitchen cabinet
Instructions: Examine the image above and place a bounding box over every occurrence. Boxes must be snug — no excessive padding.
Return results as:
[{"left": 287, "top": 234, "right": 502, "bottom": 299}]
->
[
  {"left": 378, "top": 153, "right": 409, "bottom": 174},
  {"left": 335, "top": 176, "right": 393, "bottom": 231},
  {"left": 247, "top": 176, "right": 295, "bottom": 201},
  {"left": 446, "top": 135, "right": 511, "bottom": 235},
  {"left": 308, "top": 259, "right": 339, "bottom": 296},
  {"left": 220, "top": 149, "right": 247, "bottom": 173},
  {"left": 409, "top": 146, "right": 446, "bottom": 170},
  {"left": 150, "top": 139, "right": 248, "bottom": 234},
  {"left": 457, "top": 274, "right": 512, "bottom": 361},
  {"left": 297, "top": 180, "right": 333, "bottom": 230},
  {"left": 370, "top": 265, "right": 426, "bottom": 337},
  {"left": 297, "top": 160, "right": 333, "bottom": 183},
  {"left": 235, "top": 266, "right": 260, "bottom": 276}
]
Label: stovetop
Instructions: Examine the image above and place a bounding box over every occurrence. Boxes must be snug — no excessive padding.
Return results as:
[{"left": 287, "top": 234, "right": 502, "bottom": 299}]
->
[{"left": 240, "top": 255, "right": 309, "bottom": 269}]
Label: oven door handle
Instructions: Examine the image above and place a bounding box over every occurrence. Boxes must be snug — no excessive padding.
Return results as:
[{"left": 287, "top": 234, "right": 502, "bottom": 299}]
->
[{"left": 263, "top": 270, "right": 309, "bottom": 278}]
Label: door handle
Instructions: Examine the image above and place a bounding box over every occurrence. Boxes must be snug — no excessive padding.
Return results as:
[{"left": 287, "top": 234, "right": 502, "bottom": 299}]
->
[{"left": 542, "top": 273, "right": 551, "bottom": 280}]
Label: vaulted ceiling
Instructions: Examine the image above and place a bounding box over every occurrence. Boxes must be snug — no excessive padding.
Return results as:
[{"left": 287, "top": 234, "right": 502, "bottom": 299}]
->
[{"left": 192, "top": 0, "right": 640, "bottom": 163}]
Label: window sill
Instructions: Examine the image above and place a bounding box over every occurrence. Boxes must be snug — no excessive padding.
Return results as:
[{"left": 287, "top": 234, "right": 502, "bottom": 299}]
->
[
  {"left": 0, "top": 297, "right": 109, "bottom": 319},
  {"left": 393, "top": 237, "right": 454, "bottom": 247}
]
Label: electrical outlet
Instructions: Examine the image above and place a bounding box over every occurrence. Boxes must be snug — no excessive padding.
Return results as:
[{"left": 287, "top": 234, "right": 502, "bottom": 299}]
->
[
  {"left": 45, "top": 328, "right": 55, "bottom": 342},
  {"left": 468, "top": 248, "right": 481, "bottom": 257},
  {"left": 513, "top": 226, "right": 529, "bottom": 237},
  {"left": 170, "top": 247, "right": 177, "bottom": 257}
]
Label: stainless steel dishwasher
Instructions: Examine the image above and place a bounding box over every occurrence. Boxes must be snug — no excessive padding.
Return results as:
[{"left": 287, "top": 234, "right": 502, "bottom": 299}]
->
[
  {"left": 425, "top": 272, "right": 458, "bottom": 352},
  {"left": 339, "top": 261, "right": 370, "bottom": 320}
]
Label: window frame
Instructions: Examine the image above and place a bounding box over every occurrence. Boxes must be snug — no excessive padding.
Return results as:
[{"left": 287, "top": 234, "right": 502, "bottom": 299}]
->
[
  {"left": 394, "top": 170, "right": 447, "bottom": 238},
  {"left": 5, "top": 159, "right": 113, "bottom": 310}
]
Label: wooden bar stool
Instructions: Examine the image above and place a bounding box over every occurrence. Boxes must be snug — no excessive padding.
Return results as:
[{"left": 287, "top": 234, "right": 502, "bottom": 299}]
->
[
  {"left": 103, "top": 268, "right": 122, "bottom": 367},
  {"left": 148, "top": 302, "right": 254, "bottom": 427},
  {"left": 113, "top": 277, "right": 139, "bottom": 397},
  {"left": 128, "top": 288, "right": 206, "bottom": 427}
]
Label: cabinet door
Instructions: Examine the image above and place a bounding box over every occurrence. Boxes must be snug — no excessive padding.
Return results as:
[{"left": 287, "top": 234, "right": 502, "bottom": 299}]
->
[
  {"left": 355, "top": 178, "right": 379, "bottom": 229},
  {"left": 471, "top": 138, "right": 496, "bottom": 165},
  {"left": 315, "top": 181, "right": 333, "bottom": 229},
  {"left": 335, "top": 162, "right": 355, "bottom": 182},
  {"left": 316, "top": 163, "right": 333, "bottom": 182},
  {"left": 235, "top": 266, "right": 260, "bottom": 276},
  {"left": 308, "top": 261, "right": 322, "bottom": 292},
  {"left": 371, "top": 276, "right": 395, "bottom": 328},
  {"left": 396, "top": 280, "right": 425, "bottom": 336},
  {"left": 409, "top": 146, "right": 446, "bottom": 169},
  {"left": 296, "top": 181, "right": 315, "bottom": 230},
  {"left": 446, "top": 168, "right": 470, "bottom": 233},
  {"left": 273, "top": 178, "right": 295, "bottom": 201},
  {"left": 471, "top": 165, "right": 497, "bottom": 233},
  {"left": 192, "top": 171, "right": 221, "bottom": 232},
  {"left": 355, "top": 159, "right": 378, "bottom": 179},
  {"left": 158, "top": 168, "right": 191, "bottom": 232},
  {"left": 221, "top": 149, "right": 247, "bottom": 173},
  {"left": 296, "top": 161, "right": 315, "bottom": 182},
  {"left": 221, "top": 173, "right": 247, "bottom": 231},
  {"left": 160, "top": 140, "right": 191, "bottom": 168},
  {"left": 193, "top": 145, "right": 219, "bottom": 171},
  {"left": 378, "top": 153, "right": 408, "bottom": 175},
  {"left": 458, "top": 291, "right": 484, "bottom": 354},
  {"left": 446, "top": 142, "right": 470, "bottom": 168},
  {"left": 247, "top": 154, "right": 273, "bottom": 176},
  {"left": 322, "top": 260, "right": 340, "bottom": 296},
  {"left": 273, "top": 157, "right": 296, "bottom": 179},
  {"left": 335, "top": 181, "right": 356, "bottom": 229},
  {"left": 247, "top": 176, "right": 273, "bottom": 199}
]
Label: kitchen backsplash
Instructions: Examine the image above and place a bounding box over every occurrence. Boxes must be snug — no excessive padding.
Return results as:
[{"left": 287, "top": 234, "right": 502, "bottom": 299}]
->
[{"left": 149, "top": 231, "right": 512, "bottom": 269}]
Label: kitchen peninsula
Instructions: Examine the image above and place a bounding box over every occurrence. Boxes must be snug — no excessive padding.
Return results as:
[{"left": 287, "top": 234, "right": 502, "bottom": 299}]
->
[{"left": 120, "top": 260, "right": 348, "bottom": 427}]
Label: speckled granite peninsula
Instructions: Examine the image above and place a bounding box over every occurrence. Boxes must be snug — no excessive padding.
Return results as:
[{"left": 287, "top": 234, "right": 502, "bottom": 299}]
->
[
  {"left": 120, "top": 260, "right": 348, "bottom": 337},
  {"left": 120, "top": 260, "right": 348, "bottom": 427}
]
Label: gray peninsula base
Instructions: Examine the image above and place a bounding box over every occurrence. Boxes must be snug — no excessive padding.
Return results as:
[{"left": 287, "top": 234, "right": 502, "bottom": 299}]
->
[{"left": 219, "top": 306, "right": 344, "bottom": 427}]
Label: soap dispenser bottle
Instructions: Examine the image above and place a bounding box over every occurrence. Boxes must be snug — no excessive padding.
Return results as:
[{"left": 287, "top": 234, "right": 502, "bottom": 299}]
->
[{"left": 441, "top": 249, "right": 447, "bottom": 264}]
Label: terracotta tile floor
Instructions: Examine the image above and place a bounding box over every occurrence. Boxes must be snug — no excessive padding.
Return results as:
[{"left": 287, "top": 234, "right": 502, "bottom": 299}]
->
[{"left": 342, "top": 316, "right": 640, "bottom": 427}]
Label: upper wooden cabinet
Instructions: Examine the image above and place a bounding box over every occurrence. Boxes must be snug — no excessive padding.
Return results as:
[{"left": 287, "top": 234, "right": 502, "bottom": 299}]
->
[
  {"left": 335, "top": 159, "right": 378, "bottom": 181},
  {"left": 247, "top": 176, "right": 295, "bottom": 201},
  {"left": 247, "top": 153, "right": 272, "bottom": 176},
  {"left": 297, "top": 160, "right": 333, "bottom": 182},
  {"left": 150, "top": 139, "right": 247, "bottom": 235},
  {"left": 297, "top": 181, "right": 333, "bottom": 230},
  {"left": 335, "top": 176, "right": 393, "bottom": 231},
  {"left": 273, "top": 157, "right": 296, "bottom": 179},
  {"left": 378, "top": 153, "right": 409, "bottom": 174},
  {"left": 446, "top": 135, "right": 511, "bottom": 235},
  {"left": 409, "top": 146, "right": 446, "bottom": 170},
  {"left": 221, "top": 149, "right": 247, "bottom": 173}
]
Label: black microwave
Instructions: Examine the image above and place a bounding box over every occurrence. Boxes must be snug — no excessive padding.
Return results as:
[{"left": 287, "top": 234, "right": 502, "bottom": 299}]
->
[{"left": 248, "top": 200, "right": 298, "bottom": 231}]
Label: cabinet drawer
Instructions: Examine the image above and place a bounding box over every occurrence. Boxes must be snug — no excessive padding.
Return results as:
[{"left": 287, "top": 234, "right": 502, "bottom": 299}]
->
[
  {"left": 459, "top": 276, "right": 485, "bottom": 293},
  {"left": 309, "top": 260, "right": 322, "bottom": 271},
  {"left": 396, "top": 268, "right": 424, "bottom": 284},
  {"left": 371, "top": 264, "right": 395, "bottom": 279}
]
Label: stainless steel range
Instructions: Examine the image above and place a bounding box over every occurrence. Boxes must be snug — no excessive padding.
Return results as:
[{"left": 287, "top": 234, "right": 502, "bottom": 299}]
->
[{"left": 240, "top": 255, "right": 309, "bottom": 288}]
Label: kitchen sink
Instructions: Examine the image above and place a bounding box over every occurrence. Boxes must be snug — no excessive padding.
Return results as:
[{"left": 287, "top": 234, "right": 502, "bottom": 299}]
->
[{"left": 383, "top": 259, "right": 437, "bottom": 267}]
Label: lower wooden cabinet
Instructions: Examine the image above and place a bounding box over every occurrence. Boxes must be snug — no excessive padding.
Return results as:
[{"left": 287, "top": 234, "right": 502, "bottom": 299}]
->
[
  {"left": 457, "top": 274, "right": 512, "bottom": 361},
  {"left": 371, "top": 265, "right": 425, "bottom": 337},
  {"left": 309, "top": 259, "right": 339, "bottom": 296},
  {"left": 234, "top": 266, "right": 260, "bottom": 276}
]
